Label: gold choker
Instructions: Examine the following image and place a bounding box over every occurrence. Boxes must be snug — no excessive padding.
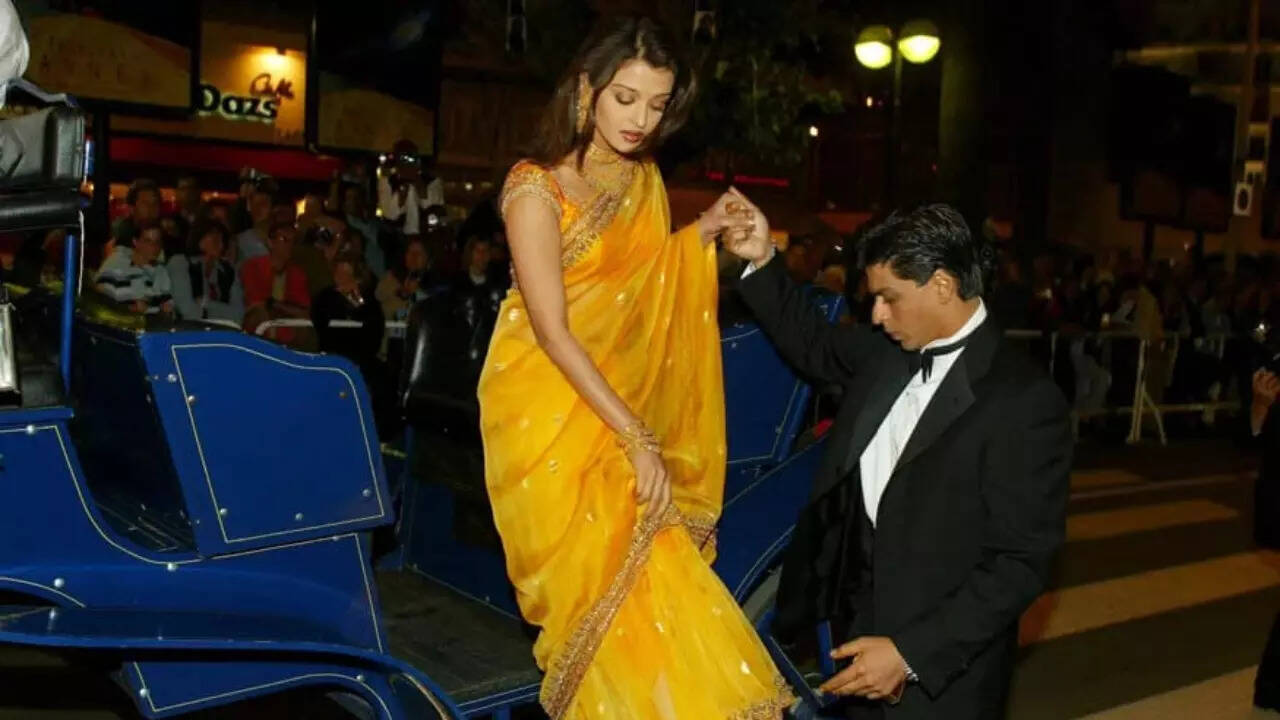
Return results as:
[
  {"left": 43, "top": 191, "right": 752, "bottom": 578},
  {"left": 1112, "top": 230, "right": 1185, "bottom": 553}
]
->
[{"left": 581, "top": 142, "right": 637, "bottom": 197}]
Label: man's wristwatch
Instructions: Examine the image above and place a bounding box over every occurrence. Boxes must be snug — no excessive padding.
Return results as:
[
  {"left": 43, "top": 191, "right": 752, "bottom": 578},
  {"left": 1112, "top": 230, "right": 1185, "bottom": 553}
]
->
[{"left": 903, "top": 659, "right": 919, "bottom": 684}]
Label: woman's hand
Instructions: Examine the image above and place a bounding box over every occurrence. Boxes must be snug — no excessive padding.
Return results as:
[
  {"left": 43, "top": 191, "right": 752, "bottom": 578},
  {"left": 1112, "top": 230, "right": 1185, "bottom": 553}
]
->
[
  {"left": 719, "top": 188, "right": 774, "bottom": 266},
  {"left": 627, "top": 446, "right": 672, "bottom": 521},
  {"left": 697, "top": 189, "right": 758, "bottom": 246}
]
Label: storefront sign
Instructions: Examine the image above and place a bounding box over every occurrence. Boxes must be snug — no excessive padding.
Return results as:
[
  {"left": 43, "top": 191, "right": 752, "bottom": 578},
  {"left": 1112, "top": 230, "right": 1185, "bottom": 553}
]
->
[
  {"left": 198, "top": 72, "right": 295, "bottom": 122},
  {"left": 113, "top": 20, "right": 307, "bottom": 146}
]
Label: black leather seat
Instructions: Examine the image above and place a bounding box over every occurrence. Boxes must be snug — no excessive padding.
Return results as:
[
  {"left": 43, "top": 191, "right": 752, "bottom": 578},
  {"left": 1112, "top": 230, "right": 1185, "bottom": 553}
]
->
[
  {"left": 399, "top": 283, "right": 504, "bottom": 548},
  {"left": 400, "top": 283, "right": 503, "bottom": 430}
]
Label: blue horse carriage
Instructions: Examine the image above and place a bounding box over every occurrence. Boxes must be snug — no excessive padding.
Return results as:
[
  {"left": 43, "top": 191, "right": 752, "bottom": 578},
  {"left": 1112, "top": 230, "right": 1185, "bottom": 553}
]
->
[{"left": 0, "top": 99, "right": 844, "bottom": 719}]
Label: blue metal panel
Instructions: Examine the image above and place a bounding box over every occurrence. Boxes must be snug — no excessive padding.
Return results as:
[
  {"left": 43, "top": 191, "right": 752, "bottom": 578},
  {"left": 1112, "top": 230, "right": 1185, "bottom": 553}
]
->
[
  {"left": 399, "top": 464, "right": 520, "bottom": 618},
  {"left": 0, "top": 606, "right": 464, "bottom": 719},
  {"left": 0, "top": 413, "right": 433, "bottom": 716},
  {"left": 714, "top": 442, "right": 826, "bottom": 601},
  {"left": 72, "top": 324, "right": 194, "bottom": 549},
  {"left": 723, "top": 293, "right": 842, "bottom": 469},
  {"left": 132, "top": 331, "right": 392, "bottom": 554}
]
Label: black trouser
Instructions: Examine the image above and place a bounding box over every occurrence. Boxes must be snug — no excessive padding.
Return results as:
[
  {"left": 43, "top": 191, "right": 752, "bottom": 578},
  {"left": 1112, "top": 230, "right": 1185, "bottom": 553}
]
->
[{"left": 1257, "top": 612, "right": 1280, "bottom": 709}]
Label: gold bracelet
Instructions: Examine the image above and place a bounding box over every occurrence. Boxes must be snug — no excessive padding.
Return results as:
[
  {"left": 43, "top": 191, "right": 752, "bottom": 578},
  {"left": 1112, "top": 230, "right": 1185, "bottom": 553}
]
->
[{"left": 616, "top": 421, "right": 660, "bottom": 455}]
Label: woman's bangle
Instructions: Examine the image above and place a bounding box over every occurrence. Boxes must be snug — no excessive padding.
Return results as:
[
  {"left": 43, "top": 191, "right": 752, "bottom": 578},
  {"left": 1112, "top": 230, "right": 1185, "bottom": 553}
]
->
[{"left": 616, "top": 421, "right": 660, "bottom": 455}]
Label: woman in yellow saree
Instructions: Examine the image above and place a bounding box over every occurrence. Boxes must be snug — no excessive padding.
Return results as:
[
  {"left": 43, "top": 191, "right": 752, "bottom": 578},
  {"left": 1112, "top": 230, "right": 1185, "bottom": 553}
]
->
[{"left": 478, "top": 15, "right": 794, "bottom": 720}]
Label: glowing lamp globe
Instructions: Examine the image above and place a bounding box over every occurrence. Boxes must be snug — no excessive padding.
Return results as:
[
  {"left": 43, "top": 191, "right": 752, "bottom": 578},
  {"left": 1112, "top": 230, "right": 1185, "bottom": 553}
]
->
[
  {"left": 898, "top": 19, "right": 940, "bottom": 64},
  {"left": 854, "top": 25, "right": 894, "bottom": 70}
]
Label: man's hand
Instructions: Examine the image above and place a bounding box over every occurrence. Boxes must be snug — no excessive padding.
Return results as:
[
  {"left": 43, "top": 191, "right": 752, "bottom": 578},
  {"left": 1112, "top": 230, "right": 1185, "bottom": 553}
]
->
[
  {"left": 819, "top": 636, "right": 908, "bottom": 702},
  {"left": 697, "top": 189, "right": 757, "bottom": 247},
  {"left": 719, "top": 188, "right": 773, "bottom": 267},
  {"left": 1255, "top": 368, "right": 1280, "bottom": 408},
  {"left": 1252, "top": 368, "right": 1280, "bottom": 436}
]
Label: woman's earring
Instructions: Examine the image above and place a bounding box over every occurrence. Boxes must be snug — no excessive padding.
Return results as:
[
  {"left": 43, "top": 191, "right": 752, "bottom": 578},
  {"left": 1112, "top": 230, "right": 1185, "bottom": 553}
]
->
[{"left": 576, "top": 76, "right": 590, "bottom": 135}]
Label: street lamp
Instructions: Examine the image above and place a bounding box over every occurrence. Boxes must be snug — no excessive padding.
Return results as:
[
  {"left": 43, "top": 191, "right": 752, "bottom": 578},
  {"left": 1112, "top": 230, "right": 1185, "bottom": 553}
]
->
[
  {"left": 855, "top": 19, "right": 940, "bottom": 207},
  {"left": 854, "top": 25, "right": 894, "bottom": 70},
  {"left": 898, "top": 19, "right": 940, "bottom": 64}
]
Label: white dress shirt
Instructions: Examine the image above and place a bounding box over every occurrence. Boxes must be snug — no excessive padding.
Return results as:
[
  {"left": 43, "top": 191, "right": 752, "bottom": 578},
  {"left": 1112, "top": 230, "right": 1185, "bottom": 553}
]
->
[
  {"left": 860, "top": 301, "right": 987, "bottom": 526},
  {"left": 377, "top": 175, "right": 446, "bottom": 235}
]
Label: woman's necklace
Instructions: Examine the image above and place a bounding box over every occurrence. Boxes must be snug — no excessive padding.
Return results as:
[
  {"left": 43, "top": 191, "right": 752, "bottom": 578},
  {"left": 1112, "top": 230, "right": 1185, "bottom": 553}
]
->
[{"left": 580, "top": 142, "right": 637, "bottom": 199}]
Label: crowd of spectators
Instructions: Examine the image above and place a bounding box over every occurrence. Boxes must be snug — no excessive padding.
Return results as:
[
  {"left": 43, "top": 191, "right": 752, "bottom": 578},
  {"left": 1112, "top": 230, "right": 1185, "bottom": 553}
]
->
[
  {"left": 33, "top": 154, "right": 511, "bottom": 434},
  {"left": 771, "top": 232, "right": 1276, "bottom": 438},
  {"left": 13, "top": 154, "right": 1279, "bottom": 442}
]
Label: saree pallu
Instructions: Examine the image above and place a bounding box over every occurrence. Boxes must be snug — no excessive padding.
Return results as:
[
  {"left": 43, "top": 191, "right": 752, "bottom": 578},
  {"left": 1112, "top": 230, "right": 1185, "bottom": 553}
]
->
[{"left": 478, "top": 160, "right": 792, "bottom": 719}]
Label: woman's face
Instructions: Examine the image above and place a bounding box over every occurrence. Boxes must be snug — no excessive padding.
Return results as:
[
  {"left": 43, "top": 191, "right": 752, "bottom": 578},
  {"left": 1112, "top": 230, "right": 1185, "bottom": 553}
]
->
[
  {"left": 404, "top": 241, "right": 428, "bottom": 272},
  {"left": 334, "top": 261, "right": 357, "bottom": 292},
  {"left": 198, "top": 231, "right": 225, "bottom": 260},
  {"left": 592, "top": 59, "right": 674, "bottom": 155}
]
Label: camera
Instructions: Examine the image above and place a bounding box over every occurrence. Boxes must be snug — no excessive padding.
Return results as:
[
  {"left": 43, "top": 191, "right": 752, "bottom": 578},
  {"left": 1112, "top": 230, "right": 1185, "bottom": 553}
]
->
[{"left": 1253, "top": 321, "right": 1280, "bottom": 374}]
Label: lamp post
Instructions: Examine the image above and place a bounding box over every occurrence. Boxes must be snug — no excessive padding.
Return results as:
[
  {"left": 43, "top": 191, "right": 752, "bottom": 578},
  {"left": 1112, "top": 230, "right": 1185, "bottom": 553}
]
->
[{"left": 855, "top": 19, "right": 940, "bottom": 208}]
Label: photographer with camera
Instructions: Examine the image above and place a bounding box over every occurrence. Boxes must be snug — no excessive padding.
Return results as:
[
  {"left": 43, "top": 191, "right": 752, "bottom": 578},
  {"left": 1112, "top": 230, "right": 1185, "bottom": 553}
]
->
[{"left": 376, "top": 139, "right": 444, "bottom": 238}]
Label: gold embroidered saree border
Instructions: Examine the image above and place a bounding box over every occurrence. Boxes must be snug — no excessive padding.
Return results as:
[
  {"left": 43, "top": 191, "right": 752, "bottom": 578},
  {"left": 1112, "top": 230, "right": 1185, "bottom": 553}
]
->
[
  {"left": 728, "top": 676, "right": 797, "bottom": 720},
  {"left": 539, "top": 503, "right": 684, "bottom": 718},
  {"left": 559, "top": 164, "right": 638, "bottom": 270},
  {"left": 500, "top": 162, "right": 564, "bottom": 220},
  {"left": 683, "top": 512, "right": 719, "bottom": 552}
]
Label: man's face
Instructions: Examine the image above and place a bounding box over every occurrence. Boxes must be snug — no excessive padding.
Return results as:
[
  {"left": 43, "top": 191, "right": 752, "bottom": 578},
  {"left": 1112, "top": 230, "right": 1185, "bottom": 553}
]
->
[
  {"left": 342, "top": 187, "right": 363, "bottom": 217},
  {"left": 133, "top": 189, "right": 160, "bottom": 224},
  {"left": 471, "top": 241, "right": 492, "bottom": 271},
  {"left": 133, "top": 229, "right": 163, "bottom": 266},
  {"left": 866, "top": 262, "right": 947, "bottom": 351},
  {"left": 249, "top": 191, "right": 273, "bottom": 225},
  {"left": 177, "top": 178, "right": 200, "bottom": 210},
  {"left": 273, "top": 202, "right": 297, "bottom": 227}
]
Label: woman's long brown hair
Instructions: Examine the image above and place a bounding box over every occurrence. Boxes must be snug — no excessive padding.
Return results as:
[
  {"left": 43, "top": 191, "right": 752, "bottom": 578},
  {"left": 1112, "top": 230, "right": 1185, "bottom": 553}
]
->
[{"left": 526, "top": 15, "right": 697, "bottom": 169}]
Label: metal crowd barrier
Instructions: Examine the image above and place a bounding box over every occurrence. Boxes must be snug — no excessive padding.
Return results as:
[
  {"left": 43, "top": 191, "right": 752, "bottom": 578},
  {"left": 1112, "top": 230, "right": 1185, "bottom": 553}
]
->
[
  {"left": 1003, "top": 328, "right": 1238, "bottom": 445},
  {"left": 251, "top": 318, "right": 407, "bottom": 336},
  {"left": 242, "top": 321, "right": 1233, "bottom": 446}
]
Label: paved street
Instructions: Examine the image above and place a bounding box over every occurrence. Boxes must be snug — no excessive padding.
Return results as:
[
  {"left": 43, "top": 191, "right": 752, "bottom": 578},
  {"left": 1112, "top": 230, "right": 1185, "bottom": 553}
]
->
[
  {"left": 0, "top": 438, "right": 1275, "bottom": 719},
  {"left": 1010, "top": 438, "right": 1277, "bottom": 719}
]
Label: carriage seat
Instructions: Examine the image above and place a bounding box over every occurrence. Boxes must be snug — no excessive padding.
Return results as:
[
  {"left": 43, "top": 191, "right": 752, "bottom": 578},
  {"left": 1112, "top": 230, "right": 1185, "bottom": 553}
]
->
[
  {"left": 399, "top": 284, "right": 503, "bottom": 441},
  {"left": 399, "top": 284, "right": 504, "bottom": 546}
]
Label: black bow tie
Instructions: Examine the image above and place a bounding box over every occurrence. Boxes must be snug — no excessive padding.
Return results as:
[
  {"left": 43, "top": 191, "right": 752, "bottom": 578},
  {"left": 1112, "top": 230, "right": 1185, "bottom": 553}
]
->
[{"left": 907, "top": 337, "right": 969, "bottom": 382}]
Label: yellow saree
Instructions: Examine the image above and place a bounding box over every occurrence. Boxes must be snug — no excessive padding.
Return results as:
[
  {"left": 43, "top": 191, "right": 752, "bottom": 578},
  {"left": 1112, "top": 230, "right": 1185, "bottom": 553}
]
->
[{"left": 478, "top": 158, "right": 793, "bottom": 719}]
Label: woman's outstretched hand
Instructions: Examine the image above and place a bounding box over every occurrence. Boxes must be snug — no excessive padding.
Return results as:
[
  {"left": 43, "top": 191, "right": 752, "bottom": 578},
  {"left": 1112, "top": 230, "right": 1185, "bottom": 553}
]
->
[
  {"left": 719, "top": 188, "right": 773, "bottom": 266},
  {"left": 628, "top": 446, "right": 672, "bottom": 521}
]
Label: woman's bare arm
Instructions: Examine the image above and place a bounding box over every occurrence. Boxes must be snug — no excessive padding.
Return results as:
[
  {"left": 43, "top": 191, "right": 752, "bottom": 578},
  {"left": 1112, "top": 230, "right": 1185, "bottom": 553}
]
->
[{"left": 504, "top": 195, "right": 640, "bottom": 433}]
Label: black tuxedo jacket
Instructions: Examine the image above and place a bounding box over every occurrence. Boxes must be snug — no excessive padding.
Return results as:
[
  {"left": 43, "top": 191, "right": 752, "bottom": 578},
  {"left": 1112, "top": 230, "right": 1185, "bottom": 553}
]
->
[{"left": 739, "top": 256, "right": 1071, "bottom": 719}]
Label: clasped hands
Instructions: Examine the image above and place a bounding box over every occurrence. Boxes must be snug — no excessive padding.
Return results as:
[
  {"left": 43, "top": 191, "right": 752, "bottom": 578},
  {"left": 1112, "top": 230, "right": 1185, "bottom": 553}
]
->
[
  {"left": 698, "top": 188, "right": 775, "bottom": 267},
  {"left": 818, "top": 636, "right": 909, "bottom": 704}
]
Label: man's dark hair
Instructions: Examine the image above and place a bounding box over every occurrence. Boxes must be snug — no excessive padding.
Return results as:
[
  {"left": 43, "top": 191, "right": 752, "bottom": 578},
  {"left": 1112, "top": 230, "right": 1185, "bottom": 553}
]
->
[
  {"left": 126, "top": 178, "right": 159, "bottom": 207},
  {"left": 856, "top": 204, "right": 993, "bottom": 300}
]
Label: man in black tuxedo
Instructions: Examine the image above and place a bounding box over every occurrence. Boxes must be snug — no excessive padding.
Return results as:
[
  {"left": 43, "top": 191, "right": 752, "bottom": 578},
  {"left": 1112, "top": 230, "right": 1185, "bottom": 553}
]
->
[{"left": 725, "top": 199, "right": 1071, "bottom": 719}]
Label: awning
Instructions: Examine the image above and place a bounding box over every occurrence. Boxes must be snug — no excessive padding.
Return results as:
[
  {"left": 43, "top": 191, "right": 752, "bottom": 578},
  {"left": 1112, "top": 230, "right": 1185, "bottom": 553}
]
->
[{"left": 110, "top": 136, "right": 343, "bottom": 182}]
